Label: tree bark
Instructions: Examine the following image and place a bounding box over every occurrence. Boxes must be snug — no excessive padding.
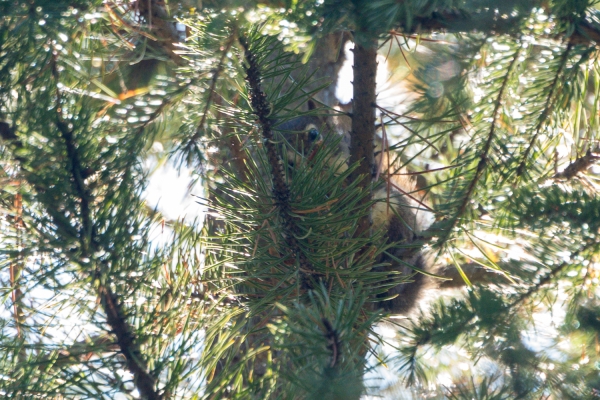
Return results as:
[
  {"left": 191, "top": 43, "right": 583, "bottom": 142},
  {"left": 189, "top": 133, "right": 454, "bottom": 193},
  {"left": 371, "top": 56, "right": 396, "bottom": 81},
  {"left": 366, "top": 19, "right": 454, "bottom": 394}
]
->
[{"left": 349, "top": 33, "right": 377, "bottom": 238}]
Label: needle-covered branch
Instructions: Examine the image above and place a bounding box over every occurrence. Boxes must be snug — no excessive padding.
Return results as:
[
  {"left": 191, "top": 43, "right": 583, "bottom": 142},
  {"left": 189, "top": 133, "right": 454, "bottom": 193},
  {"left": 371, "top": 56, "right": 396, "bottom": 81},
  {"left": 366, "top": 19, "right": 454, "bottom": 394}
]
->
[
  {"left": 51, "top": 56, "right": 162, "bottom": 400},
  {"left": 239, "top": 34, "right": 316, "bottom": 287}
]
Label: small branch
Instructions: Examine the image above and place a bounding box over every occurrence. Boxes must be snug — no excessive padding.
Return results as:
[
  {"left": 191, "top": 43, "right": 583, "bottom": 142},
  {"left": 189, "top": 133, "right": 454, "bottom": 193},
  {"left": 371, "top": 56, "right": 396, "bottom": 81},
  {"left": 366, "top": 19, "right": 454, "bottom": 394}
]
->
[
  {"left": 516, "top": 41, "right": 573, "bottom": 178},
  {"left": 0, "top": 123, "right": 27, "bottom": 352},
  {"left": 9, "top": 261, "right": 24, "bottom": 337},
  {"left": 9, "top": 193, "right": 26, "bottom": 362},
  {"left": 439, "top": 46, "right": 522, "bottom": 244},
  {"left": 553, "top": 150, "right": 600, "bottom": 180},
  {"left": 186, "top": 32, "right": 236, "bottom": 159},
  {"left": 506, "top": 243, "right": 592, "bottom": 310},
  {"left": 3, "top": 119, "right": 156, "bottom": 397},
  {"left": 392, "top": 164, "right": 462, "bottom": 176},
  {"left": 321, "top": 318, "right": 340, "bottom": 368},
  {"left": 239, "top": 35, "right": 315, "bottom": 287},
  {"left": 51, "top": 58, "right": 92, "bottom": 246},
  {"left": 100, "top": 286, "right": 160, "bottom": 400}
]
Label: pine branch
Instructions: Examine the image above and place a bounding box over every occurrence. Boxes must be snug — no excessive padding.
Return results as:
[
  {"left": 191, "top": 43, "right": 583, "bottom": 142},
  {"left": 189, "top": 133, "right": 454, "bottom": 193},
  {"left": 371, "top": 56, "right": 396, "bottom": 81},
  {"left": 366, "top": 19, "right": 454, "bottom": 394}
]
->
[
  {"left": 51, "top": 61, "right": 93, "bottom": 246},
  {"left": 516, "top": 41, "right": 573, "bottom": 178},
  {"left": 413, "top": 239, "right": 596, "bottom": 358},
  {"left": 99, "top": 286, "right": 160, "bottom": 400},
  {"left": 239, "top": 34, "right": 316, "bottom": 288},
  {"left": 405, "top": 6, "right": 600, "bottom": 47},
  {"left": 505, "top": 242, "right": 594, "bottom": 311},
  {"left": 47, "top": 55, "right": 162, "bottom": 400},
  {"left": 439, "top": 46, "right": 522, "bottom": 245},
  {"left": 409, "top": 7, "right": 526, "bottom": 35}
]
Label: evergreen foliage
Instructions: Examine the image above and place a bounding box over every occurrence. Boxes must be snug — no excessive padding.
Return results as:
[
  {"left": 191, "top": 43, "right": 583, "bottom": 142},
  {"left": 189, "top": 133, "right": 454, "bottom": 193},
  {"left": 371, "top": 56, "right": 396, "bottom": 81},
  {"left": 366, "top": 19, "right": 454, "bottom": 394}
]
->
[{"left": 1, "top": 0, "right": 600, "bottom": 399}]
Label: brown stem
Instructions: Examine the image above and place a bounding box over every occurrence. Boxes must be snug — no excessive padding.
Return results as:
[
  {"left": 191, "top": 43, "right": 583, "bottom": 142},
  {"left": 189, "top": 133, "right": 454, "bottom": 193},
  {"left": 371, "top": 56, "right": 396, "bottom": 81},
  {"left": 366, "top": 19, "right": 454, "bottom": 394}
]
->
[
  {"left": 9, "top": 262, "right": 24, "bottom": 337},
  {"left": 100, "top": 286, "right": 160, "bottom": 400}
]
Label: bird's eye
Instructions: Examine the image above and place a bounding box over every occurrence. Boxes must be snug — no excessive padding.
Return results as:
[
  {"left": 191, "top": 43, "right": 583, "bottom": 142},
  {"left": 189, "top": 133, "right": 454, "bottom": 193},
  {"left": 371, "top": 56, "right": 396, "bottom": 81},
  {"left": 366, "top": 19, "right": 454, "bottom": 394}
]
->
[{"left": 308, "top": 128, "right": 320, "bottom": 141}]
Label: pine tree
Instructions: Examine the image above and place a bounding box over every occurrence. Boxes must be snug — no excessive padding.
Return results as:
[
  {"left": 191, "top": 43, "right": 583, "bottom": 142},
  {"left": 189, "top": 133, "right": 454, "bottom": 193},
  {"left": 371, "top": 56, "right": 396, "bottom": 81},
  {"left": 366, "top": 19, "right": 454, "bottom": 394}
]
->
[{"left": 1, "top": 0, "right": 600, "bottom": 399}]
